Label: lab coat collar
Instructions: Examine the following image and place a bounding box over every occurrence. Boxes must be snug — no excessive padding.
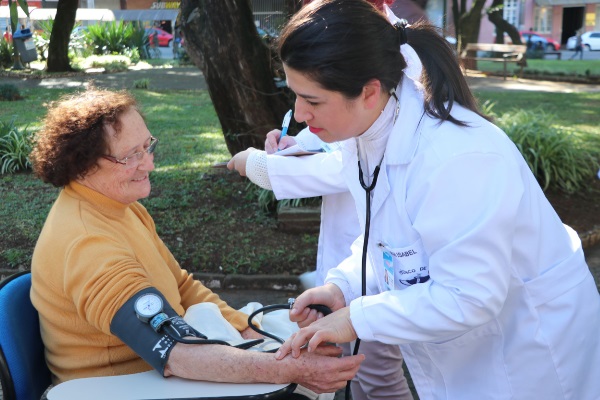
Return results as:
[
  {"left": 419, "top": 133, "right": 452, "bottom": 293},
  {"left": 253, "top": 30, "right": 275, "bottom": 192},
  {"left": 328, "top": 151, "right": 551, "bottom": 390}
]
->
[
  {"left": 339, "top": 139, "right": 392, "bottom": 227},
  {"left": 385, "top": 75, "right": 427, "bottom": 166},
  {"left": 338, "top": 74, "right": 426, "bottom": 223}
]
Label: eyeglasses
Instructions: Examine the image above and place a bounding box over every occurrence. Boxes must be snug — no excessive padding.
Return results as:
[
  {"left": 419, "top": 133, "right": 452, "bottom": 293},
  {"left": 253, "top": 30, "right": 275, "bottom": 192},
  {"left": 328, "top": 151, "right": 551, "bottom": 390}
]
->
[{"left": 102, "top": 136, "right": 158, "bottom": 168}]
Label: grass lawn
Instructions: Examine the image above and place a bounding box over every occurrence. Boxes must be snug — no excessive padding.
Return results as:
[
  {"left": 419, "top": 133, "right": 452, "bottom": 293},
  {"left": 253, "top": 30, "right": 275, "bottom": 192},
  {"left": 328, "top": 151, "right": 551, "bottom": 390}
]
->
[
  {"left": 473, "top": 90, "right": 600, "bottom": 136},
  {"left": 1, "top": 85, "right": 599, "bottom": 275},
  {"left": 475, "top": 59, "right": 600, "bottom": 79}
]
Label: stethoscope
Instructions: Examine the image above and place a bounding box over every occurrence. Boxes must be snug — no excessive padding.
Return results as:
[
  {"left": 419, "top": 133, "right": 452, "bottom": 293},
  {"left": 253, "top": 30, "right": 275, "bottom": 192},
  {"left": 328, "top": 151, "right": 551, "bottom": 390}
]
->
[{"left": 342, "top": 89, "right": 399, "bottom": 399}]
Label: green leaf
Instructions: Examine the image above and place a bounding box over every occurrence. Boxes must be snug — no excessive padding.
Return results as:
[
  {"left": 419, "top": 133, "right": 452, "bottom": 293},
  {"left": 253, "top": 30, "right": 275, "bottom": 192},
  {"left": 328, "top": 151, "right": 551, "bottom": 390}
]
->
[
  {"left": 15, "top": 0, "right": 29, "bottom": 17},
  {"left": 9, "top": 2, "right": 18, "bottom": 31}
]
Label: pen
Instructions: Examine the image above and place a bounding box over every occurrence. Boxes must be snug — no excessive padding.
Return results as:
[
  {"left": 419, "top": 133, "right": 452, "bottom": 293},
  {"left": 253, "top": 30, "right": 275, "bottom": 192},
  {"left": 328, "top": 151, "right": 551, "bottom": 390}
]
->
[{"left": 280, "top": 109, "right": 293, "bottom": 141}]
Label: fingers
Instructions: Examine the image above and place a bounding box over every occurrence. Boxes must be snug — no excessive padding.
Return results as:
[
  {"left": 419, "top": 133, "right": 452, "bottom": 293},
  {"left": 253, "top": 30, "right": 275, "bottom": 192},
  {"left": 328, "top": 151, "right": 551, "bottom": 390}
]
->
[
  {"left": 295, "top": 353, "right": 365, "bottom": 394},
  {"left": 265, "top": 130, "right": 298, "bottom": 153},
  {"left": 240, "top": 326, "right": 263, "bottom": 340},
  {"left": 297, "top": 309, "right": 322, "bottom": 328},
  {"left": 289, "top": 289, "right": 321, "bottom": 320},
  {"left": 226, "top": 148, "right": 255, "bottom": 176},
  {"left": 277, "top": 136, "right": 297, "bottom": 150},
  {"left": 265, "top": 130, "right": 281, "bottom": 154},
  {"left": 311, "top": 343, "right": 343, "bottom": 357}
]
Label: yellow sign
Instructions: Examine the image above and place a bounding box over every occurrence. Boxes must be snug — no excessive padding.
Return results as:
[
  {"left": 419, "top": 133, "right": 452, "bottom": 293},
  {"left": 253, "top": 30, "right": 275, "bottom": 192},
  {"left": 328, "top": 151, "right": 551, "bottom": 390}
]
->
[
  {"left": 586, "top": 13, "right": 596, "bottom": 27},
  {"left": 151, "top": 1, "right": 180, "bottom": 9}
]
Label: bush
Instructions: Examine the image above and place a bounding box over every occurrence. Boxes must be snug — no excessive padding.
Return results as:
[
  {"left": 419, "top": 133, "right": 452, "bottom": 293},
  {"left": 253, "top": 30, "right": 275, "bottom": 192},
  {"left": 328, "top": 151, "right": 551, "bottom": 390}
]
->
[
  {"left": 83, "top": 55, "right": 131, "bottom": 71},
  {"left": 133, "top": 78, "right": 150, "bottom": 89},
  {"left": 0, "top": 38, "right": 13, "bottom": 68},
  {"left": 87, "top": 21, "right": 147, "bottom": 58},
  {"left": 249, "top": 183, "right": 321, "bottom": 213},
  {"left": 0, "top": 118, "right": 33, "bottom": 174},
  {"left": 495, "top": 109, "right": 599, "bottom": 193},
  {"left": 32, "top": 18, "right": 52, "bottom": 61},
  {"left": 0, "top": 84, "right": 22, "bottom": 101}
]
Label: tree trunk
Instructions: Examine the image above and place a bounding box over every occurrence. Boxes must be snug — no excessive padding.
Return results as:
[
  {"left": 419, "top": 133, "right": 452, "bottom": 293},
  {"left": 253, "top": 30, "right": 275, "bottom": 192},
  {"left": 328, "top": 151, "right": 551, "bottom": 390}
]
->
[
  {"left": 46, "top": 0, "right": 78, "bottom": 72},
  {"left": 456, "top": 0, "right": 487, "bottom": 51},
  {"left": 487, "top": 0, "right": 521, "bottom": 45},
  {"left": 179, "top": 0, "right": 291, "bottom": 155},
  {"left": 451, "top": 0, "right": 486, "bottom": 69}
]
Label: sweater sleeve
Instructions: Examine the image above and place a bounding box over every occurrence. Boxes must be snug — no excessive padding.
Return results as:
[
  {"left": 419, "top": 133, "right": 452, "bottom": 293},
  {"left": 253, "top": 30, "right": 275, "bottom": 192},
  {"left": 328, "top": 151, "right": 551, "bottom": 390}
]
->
[
  {"left": 132, "top": 202, "right": 250, "bottom": 331},
  {"left": 65, "top": 234, "right": 153, "bottom": 335}
]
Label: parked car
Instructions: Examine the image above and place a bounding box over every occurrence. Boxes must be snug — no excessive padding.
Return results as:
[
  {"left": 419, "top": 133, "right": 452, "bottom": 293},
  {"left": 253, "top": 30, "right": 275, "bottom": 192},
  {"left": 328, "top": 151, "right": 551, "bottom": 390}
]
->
[
  {"left": 520, "top": 31, "right": 560, "bottom": 51},
  {"left": 145, "top": 27, "right": 173, "bottom": 47},
  {"left": 70, "top": 26, "right": 88, "bottom": 40},
  {"left": 566, "top": 31, "right": 600, "bottom": 51}
]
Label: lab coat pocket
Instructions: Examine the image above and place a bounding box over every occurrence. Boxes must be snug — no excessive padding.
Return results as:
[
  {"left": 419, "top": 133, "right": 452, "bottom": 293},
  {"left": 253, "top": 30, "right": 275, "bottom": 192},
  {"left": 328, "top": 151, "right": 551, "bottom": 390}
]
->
[
  {"left": 378, "top": 239, "right": 429, "bottom": 291},
  {"left": 422, "top": 321, "right": 511, "bottom": 399}
]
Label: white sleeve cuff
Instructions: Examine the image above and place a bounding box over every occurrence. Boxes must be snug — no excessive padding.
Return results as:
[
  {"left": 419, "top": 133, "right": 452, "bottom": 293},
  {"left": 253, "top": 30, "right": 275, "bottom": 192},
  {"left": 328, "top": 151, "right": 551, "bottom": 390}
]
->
[
  {"left": 349, "top": 296, "right": 376, "bottom": 342},
  {"left": 246, "top": 151, "right": 273, "bottom": 191}
]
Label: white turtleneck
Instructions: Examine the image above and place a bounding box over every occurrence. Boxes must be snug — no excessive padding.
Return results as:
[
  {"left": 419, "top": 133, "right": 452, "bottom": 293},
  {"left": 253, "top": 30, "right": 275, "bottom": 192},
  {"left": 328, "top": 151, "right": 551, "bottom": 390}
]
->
[{"left": 355, "top": 90, "right": 400, "bottom": 188}]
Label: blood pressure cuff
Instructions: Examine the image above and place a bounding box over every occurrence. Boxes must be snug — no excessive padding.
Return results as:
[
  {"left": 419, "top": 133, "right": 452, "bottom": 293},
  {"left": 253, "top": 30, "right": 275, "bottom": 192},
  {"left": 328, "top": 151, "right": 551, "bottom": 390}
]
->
[{"left": 110, "top": 287, "right": 199, "bottom": 376}]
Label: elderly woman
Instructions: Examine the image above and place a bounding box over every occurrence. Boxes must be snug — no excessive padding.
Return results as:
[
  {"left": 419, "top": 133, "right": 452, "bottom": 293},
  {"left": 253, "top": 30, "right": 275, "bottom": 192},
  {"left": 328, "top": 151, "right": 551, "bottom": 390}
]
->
[{"left": 29, "top": 88, "right": 363, "bottom": 394}]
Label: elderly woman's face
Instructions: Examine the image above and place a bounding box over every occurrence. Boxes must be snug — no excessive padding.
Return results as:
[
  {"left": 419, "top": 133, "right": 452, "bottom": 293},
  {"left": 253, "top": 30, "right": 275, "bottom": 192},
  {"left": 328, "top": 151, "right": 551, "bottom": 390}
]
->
[{"left": 79, "top": 108, "right": 155, "bottom": 204}]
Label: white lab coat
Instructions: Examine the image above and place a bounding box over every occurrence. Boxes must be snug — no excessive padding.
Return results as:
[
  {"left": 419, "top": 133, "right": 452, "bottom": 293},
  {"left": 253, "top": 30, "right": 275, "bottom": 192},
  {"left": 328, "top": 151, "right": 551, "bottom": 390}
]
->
[
  {"left": 266, "top": 136, "right": 414, "bottom": 400},
  {"left": 325, "top": 76, "right": 600, "bottom": 399},
  {"left": 267, "top": 132, "right": 358, "bottom": 286}
]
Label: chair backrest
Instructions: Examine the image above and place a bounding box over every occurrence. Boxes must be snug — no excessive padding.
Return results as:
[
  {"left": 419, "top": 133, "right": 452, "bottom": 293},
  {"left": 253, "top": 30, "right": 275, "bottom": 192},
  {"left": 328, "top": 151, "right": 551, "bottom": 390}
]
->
[{"left": 0, "top": 271, "right": 52, "bottom": 400}]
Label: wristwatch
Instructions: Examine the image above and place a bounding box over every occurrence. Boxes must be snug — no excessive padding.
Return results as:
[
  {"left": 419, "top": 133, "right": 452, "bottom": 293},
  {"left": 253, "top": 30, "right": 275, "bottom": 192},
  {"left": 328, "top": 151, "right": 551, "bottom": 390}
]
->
[{"left": 134, "top": 293, "right": 164, "bottom": 323}]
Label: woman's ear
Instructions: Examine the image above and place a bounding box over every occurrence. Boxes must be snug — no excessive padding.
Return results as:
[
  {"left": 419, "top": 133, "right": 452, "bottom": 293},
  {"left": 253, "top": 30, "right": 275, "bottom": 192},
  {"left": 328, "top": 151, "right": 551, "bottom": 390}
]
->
[{"left": 361, "top": 79, "right": 384, "bottom": 110}]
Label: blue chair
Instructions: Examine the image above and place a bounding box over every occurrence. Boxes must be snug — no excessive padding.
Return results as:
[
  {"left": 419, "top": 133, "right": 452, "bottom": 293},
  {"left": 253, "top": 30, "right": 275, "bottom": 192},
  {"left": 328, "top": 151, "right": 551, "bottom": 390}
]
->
[
  {"left": 0, "top": 271, "right": 52, "bottom": 400},
  {"left": 0, "top": 271, "right": 305, "bottom": 400}
]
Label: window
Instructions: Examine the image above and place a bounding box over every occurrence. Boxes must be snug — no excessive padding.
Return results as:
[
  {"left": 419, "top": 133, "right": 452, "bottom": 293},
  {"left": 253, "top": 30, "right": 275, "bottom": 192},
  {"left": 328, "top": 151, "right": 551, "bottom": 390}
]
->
[
  {"left": 503, "top": 0, "right": 521, "bottom": 27},
  {"left": 534, "top": 7, "right": 553, "bottom": 34}
]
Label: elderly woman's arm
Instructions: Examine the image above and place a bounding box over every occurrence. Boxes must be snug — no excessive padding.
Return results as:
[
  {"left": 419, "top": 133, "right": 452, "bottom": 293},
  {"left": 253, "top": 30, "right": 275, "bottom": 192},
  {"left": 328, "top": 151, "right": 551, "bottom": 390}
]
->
[{"left": 165, "top": 343, "right": 364, "bottom": 394}]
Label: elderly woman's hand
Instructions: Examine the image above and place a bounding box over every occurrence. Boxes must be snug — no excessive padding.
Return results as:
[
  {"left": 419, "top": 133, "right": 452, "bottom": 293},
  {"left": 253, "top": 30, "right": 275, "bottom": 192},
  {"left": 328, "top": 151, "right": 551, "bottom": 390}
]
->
[{"left": 240, "top": 325, "right": 264, "bottom": 340}]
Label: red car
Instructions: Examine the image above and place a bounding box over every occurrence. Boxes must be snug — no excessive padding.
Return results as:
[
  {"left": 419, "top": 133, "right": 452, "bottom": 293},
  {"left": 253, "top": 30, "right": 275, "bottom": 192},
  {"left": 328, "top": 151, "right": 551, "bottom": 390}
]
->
[
  {"left": 520, "top": 31, "right": 560, "bottom": 51},
  {"left": 146, "top": 27, "right": 173, "bottom": 47}
]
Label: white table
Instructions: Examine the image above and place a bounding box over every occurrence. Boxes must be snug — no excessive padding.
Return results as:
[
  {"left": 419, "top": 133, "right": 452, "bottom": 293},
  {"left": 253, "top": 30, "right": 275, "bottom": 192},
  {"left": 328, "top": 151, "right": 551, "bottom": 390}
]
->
[{"left": 47, "top": 370, "right": 297, "bottom": 399}]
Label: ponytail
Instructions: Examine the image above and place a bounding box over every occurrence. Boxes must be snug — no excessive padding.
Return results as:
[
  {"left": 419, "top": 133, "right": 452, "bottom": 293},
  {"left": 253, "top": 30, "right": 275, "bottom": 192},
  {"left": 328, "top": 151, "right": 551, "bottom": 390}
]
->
[
  {"left": 404, "top": 20, "right": 492, "bottom": 125},
  {"left": 279, "top": 0, "right": 491, "bottom": 125}
]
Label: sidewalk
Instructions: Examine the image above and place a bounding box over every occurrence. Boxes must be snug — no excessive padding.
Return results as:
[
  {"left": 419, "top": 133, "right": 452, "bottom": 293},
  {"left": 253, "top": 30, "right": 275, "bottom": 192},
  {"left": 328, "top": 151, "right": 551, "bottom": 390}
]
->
[{"left": 2, "top": 66, "right": 600, "bottom": 93}]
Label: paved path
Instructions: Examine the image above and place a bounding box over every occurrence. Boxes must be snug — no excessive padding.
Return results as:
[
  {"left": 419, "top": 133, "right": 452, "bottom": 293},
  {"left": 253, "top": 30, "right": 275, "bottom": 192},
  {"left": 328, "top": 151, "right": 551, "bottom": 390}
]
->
[{"left": 2, "top": 66, "right": 600, "bottom": 93}]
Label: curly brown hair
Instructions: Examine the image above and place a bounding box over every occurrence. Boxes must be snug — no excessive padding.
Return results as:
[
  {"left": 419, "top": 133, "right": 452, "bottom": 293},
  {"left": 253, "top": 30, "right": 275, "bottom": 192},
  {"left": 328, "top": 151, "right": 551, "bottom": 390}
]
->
[{"left": 30, "top": 88, "right": 140, "bottom": 188}]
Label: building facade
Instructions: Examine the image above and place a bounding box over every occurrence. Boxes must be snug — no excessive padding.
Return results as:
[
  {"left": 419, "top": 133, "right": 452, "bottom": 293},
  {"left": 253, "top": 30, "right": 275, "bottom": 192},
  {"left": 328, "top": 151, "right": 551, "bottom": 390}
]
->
[
  {"left": 3, "top": 0, "right": 599, "bottom": 47},
  {"left": 428, "top": 0, "right": 600, "bottom": 46}
]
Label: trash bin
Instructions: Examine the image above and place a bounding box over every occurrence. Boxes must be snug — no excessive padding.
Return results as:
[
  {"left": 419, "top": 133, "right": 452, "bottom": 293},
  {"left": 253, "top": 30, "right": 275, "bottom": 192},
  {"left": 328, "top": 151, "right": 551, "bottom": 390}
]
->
[{"left": 12, "top": 28, "right": 38, "bottom": 63}]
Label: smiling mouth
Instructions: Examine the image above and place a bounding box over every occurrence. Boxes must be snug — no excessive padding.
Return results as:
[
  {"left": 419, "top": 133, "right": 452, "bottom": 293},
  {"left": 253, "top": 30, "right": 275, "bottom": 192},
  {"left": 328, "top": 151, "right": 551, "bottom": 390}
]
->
[{"left": 132, "top": 175, "right": 148, "bottom": 182}]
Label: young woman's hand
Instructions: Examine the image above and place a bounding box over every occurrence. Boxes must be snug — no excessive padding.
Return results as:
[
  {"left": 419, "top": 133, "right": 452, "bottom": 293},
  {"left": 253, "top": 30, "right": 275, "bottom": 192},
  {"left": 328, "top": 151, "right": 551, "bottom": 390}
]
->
[
  {"left": 227, "top": 148, "right": 257, "bottom": 176},
  {"left": 265, "top": 130, "right": 297, "bottom": 154},
  {"left": 276, "top": 306, "right": 358, "bottom": 360}
]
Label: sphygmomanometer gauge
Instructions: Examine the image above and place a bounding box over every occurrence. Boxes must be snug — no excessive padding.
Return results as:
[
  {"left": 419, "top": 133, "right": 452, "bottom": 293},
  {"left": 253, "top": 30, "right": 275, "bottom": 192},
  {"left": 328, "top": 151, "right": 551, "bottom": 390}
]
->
[{"left": 134, "top": 293, "right": 164, "bottom": 323}]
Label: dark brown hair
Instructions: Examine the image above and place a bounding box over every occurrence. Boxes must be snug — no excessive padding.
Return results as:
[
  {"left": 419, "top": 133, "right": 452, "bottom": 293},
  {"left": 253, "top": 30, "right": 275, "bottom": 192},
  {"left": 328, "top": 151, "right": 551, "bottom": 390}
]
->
[
  {"left": 278, "top": 0, "right": 490, "bottom": 125},
  {"left": 30, "top": 88, "right": 139, "bottom": 188}
]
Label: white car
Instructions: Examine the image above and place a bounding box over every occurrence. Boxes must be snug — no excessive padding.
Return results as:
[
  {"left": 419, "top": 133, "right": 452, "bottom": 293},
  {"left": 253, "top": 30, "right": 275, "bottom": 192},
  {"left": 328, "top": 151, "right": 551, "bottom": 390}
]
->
[{"left": 566, "top": 31, "right": 600, "bottom": 51}]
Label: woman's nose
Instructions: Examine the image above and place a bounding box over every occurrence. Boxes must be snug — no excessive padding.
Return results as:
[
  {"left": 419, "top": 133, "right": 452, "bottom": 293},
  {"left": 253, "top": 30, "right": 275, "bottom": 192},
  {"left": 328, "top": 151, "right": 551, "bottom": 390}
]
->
[{"left": 293, "top": 99, "right": 311, "bottom": 124}]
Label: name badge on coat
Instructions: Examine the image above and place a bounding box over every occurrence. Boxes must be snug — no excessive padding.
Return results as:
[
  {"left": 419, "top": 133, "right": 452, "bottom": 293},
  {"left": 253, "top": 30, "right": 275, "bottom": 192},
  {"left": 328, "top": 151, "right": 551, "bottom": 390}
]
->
[{"left": 379, "top": 239, "right": 430, "bottom": 290}]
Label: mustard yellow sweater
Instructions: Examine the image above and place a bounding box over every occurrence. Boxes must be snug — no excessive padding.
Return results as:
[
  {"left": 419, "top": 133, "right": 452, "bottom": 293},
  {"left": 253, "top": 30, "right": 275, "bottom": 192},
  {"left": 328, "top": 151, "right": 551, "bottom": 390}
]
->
[{"left": 31, "top": 182, "right": 249, "bottom": 384}]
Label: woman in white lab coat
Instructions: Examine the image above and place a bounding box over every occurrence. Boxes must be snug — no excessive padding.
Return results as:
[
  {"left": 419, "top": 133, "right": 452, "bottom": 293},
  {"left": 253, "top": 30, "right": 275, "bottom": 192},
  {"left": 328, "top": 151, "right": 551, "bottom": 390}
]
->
[
  {"left": 228, "top": 3, "right": 424, "bottom": 398},
  {"left": 231, "top": 128, "right": 413, "bottom": 400},
  {"left": 274, "top": 1, "right": 600, "bottom": 399}
]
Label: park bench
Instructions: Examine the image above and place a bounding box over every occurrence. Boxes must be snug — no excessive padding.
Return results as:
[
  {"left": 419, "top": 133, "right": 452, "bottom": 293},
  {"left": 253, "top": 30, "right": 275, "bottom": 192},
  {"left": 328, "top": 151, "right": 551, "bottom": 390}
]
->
[
  {"left": 543, "top": 51, "right": 561, "bottom": 59},
  {"left": 460, "top": 43, "right": 527, "bottom": 80}
]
